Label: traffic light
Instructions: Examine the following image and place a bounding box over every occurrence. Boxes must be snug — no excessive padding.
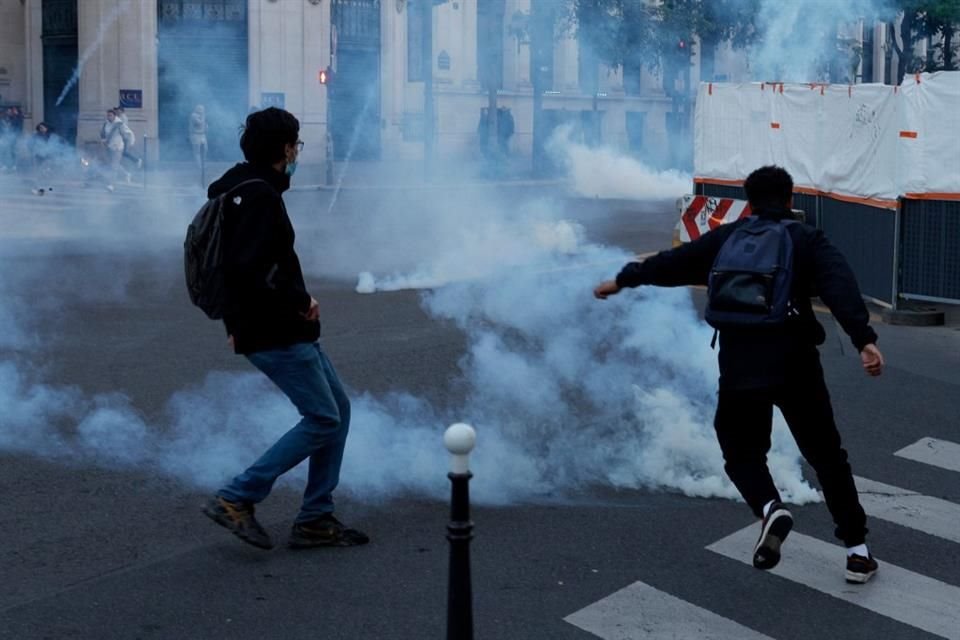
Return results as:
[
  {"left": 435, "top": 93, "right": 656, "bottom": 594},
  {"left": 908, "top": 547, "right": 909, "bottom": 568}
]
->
[
  {"left": 678, "top": 39, "right": 687, "bottom": 51},
  {"left": 319, "top": 66, "right": 334, "bottom": 85}
]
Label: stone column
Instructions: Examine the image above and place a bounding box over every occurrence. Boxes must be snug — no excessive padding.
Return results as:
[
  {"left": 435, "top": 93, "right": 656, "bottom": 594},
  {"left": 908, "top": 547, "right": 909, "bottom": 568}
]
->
[
  {"left": 24, "top": 0, "right": 44, "bottom": 129},
  {"left": 301, "top": 0, "right": 330, "bottom": 165},
  {"left": 507, "top": 0, "right": 531, "bottom": 90},
  {"left": 76, "top": 0, "right": 157, "bottom": 157},
  {"left": 0, "top": 1, "right": 27, "bottom": 110},
  {"left": 461, "top": 0, "right": 478, "bottom": 87}
]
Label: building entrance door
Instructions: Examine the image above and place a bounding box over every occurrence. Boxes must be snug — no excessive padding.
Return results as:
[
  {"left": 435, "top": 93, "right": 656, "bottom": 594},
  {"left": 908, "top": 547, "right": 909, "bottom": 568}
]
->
[
  {"left": 157, "top": 0, "right": 248, "bottom": 162},
  {"left": 330, "top": 0, "right": 381, "bottom": 161},
  {"left": 41, "top": 0, "right": 79, "bottom": 144}
]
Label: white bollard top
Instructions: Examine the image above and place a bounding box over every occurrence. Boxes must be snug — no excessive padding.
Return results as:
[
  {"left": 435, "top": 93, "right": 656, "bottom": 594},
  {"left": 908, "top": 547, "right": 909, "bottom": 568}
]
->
[{"left": 444, "top": 422, "right": 476, "bottom": 474}]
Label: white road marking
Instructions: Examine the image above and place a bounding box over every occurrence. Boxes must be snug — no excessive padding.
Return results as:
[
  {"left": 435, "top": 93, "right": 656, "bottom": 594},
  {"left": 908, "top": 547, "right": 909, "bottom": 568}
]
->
[
  {"left": 895, "top": 438, "right": 960, "bottom": 474},
  {"left": 856, "top": 476, "right": 960, "bottom": 543},
  {"left": 564, "top": 580, "right": 776, "bottom": 640},
  {"left": 708, "top": 526, "right": 960, "bottom": 640}
]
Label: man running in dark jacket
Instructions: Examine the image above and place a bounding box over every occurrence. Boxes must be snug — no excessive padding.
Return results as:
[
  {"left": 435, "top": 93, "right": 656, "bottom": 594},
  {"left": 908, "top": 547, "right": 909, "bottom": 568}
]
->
[
  {"left": 201, "top": 107, "right": 368, "bottom": 550},
  {"left": 594, "top": 166, "right": 884, "bottom": 583}
]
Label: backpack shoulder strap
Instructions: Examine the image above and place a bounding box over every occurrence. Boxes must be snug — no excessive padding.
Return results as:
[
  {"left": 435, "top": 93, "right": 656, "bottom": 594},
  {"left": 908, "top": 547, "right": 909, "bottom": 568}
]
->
[{"left": 221, "top": 178, "right": 271, "bottom": 198}]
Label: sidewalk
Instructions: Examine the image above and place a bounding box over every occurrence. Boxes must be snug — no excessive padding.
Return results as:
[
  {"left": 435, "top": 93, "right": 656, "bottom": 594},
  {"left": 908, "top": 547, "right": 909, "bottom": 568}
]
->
[{"left": 145, "top": 156, "right": 563, "bottom": 192}]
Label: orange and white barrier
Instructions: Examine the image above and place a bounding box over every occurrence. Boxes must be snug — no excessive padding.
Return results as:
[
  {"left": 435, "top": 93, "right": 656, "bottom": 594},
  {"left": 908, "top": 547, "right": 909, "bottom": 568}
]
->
[{"left": 677, "top": 195, "right": 751, "bottom": 242}]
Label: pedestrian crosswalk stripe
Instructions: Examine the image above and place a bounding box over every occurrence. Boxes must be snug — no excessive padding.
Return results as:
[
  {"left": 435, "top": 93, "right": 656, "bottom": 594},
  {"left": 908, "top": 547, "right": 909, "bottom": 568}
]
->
[
  {"left": 856, "top": 476, "right": 960, "bottom": 544},
  {"left": 895, "top": 437, "right": 960, "bottom": 474},
  {"left": 708, "top": 526, "right": 960, "bottom": 640},
  {"left": 564, "top": 580, "right": 776, "bottom": 640}
]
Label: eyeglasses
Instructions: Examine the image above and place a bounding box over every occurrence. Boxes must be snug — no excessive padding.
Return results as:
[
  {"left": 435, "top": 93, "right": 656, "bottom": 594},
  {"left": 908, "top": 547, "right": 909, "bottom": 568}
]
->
[{"left": 295, "top": 140, "right": 305, "bottom": 151}]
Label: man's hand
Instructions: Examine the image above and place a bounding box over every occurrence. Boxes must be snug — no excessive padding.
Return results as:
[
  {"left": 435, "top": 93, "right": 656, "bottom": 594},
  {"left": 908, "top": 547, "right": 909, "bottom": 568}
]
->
[
  {"left": 594, "top": 280, "right": 621, "bottom": 300},
  {"left": 861, "top": 343, "right": 884, "bottom": 377},
  {"left": 302, "top": 297, "right": 320, "bottom": 321}
]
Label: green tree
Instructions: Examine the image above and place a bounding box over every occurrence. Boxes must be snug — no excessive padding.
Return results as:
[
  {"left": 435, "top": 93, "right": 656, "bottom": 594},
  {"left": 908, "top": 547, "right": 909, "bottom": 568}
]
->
[
  {"left": 570, "top": 0, "right": 759, "bottom": 89},
  {"left": 918, "top": 0, "right": 960, "bottom": 70},
  {"left": 570, "top": 0, "right": 658, "bottom": 75},
  {"left": 686, "top": 0, "right": 760, "bottom": 82},
  {"left": 889, "top": 0, "right": 960, "bottom": 83}
]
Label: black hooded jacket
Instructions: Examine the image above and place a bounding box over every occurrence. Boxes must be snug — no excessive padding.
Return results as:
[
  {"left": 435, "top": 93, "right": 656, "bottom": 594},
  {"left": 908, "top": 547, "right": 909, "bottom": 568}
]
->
[
  {"left": 207, "top": 162, "right": 320, "bottom": 354},
  {"left": 615, "top": 207, "right": 878, "bottom": 389}
]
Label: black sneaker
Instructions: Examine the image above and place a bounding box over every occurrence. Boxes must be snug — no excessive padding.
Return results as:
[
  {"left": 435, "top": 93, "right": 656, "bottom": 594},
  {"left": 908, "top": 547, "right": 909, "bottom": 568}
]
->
[
  {"left": 753, "top": 502, "right": 793, "bottom": 570},
  {"left": 288, "top": 514, "right": 370, "bottom": 549},
  {"left": 846, "top": 553, "right": 879, "bottom": 584},
  {"left": 202, "top": 496, "right": 274, "bottom": 550}
]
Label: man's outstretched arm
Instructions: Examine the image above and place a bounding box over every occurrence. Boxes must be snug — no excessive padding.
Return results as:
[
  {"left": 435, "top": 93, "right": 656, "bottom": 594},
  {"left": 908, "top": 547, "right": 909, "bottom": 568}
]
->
[{"left": 595, "top": 226, "right": 728, "bottom": 298}]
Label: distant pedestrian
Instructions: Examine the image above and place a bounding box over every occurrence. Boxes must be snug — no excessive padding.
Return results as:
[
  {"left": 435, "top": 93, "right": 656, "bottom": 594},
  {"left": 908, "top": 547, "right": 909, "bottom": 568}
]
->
[
  {"left": 114, "top": 106, "right": 142, "bottom": 169},
  {"left": 0, "top": 106, "right": 23, "bottom": 172},
  {"left": 496, "top": 106, "right": 514, "bottom": 155},
  {"left": 200, "top": 107, "right": 369, "bottom": 551},
  {"left": 188, "top": 104, "right": 208, "bottom": 172},
  {"left": 100, "top": 109, "right": 134, "bottom": 189},
  {"left": 594, "top": 165, "right": 884, "bottom": 584},
  {"left": 30, "top": 122, "right": 57, "bottom": 172}
]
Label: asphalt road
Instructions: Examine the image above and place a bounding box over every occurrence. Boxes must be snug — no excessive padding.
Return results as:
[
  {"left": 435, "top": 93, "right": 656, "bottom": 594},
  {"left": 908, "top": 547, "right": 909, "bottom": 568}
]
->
[{"left": 1, "top": 177, "right": 958, "bottom": 640}]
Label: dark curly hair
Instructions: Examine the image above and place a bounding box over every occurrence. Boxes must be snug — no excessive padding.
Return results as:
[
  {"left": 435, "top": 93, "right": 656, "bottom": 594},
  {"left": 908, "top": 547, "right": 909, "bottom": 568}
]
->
[
  {"left": 239, "top": 107, "right": 299, "bottom": 165},
  {"left": 744, "top": 165, "right": 794, "bottom": 209}
]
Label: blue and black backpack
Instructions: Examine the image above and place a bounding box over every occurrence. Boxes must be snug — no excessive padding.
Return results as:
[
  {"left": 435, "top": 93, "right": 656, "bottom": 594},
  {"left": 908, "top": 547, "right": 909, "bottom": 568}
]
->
[{"left": 705, "top": 216, "right": 798, "bottom": 335}]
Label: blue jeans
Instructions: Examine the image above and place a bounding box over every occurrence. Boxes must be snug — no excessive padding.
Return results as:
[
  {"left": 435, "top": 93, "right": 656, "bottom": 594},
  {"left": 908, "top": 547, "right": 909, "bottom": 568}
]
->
[{"left": 219, "top": 342, "right": 351, "bottom": 524}]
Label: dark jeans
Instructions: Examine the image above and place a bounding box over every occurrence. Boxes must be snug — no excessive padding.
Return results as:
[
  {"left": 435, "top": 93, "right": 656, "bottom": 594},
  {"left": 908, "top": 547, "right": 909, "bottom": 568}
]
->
[
  {"left": 219, "top": 342, "right": 351, "bottom": 523},
  {"left": 714, "top": 361, "right": 868, "bottom": 546}
]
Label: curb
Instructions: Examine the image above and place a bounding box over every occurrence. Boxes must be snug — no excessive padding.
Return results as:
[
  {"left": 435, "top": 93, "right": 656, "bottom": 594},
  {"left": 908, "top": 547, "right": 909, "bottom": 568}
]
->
[{"left": 881, "top": 307, "right": 946, "bottom": 327}]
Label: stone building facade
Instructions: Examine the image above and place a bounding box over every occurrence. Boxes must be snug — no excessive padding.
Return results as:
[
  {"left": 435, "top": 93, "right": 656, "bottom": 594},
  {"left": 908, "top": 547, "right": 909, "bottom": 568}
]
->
[{"left": 0, "top": 0, "right": 934, "bottom": 167}]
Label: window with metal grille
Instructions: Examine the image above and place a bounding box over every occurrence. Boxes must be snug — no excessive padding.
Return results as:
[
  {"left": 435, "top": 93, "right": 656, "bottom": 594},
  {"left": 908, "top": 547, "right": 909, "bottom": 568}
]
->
[
  {"left": 407, "top": 2, "right": 423, "bottom": 81},
  {"left": 158, "top": 0, "right": 246, "bottom": 24}
]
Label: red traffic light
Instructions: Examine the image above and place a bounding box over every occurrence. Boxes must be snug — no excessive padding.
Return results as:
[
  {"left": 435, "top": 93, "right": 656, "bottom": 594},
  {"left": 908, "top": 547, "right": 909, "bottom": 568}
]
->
[
  {"left": 319, "top": 66, "right": 334, "bottom": 85},
  {"left": 678, "top": 39, "right": 686, "bottom": 49}
]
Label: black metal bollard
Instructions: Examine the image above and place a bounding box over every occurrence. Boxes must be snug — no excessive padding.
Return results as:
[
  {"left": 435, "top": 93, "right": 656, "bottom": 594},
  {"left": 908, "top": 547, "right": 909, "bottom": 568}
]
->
[{"left": 444, "top": 423, "right": 476, "bottom": 640}]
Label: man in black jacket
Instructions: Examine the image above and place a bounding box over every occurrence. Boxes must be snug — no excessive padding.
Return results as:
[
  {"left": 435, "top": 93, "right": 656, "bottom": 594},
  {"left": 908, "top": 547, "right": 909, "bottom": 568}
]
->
[
  {"left": 201, "top": 107, "right": 368, "bottom": 550},
  {"left": 594, "top": 166, "right": 884, "bottom": 583}
]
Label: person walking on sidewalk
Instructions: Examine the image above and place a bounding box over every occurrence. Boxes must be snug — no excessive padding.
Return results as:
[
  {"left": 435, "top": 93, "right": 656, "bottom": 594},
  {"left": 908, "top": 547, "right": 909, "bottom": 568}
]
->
[
  {"left": 201, "top": 107, "right": 369, "bottom": 550},
  {"left": 593, "top": 165, "right": 884, "bottom": 584},
  {"left": 188, "top": 104, "right": 208, "bottom": 172},
  {"left": 100, "top": 109, "right": 132, "bottom": 189},
  {"left": 114, "top": 106, "right": 142, "bottom": 170}
]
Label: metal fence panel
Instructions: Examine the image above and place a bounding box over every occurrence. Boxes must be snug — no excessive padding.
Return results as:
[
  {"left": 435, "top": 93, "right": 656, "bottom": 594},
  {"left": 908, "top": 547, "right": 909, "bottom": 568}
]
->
[
  {"left": 900, "top": 199, "right": 960, "bottom": 303},
  {"left": 819, "top": 198, "right": 896, "bottom": 304},
  {"left": 696, "top": 183, "right": 745, "bottom": 200}
]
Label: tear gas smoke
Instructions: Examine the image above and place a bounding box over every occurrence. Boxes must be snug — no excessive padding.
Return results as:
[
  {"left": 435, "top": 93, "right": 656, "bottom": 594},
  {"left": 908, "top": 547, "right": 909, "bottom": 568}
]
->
[
  {"left": 748, "top": 0, "right": 887, "bottom": 83},
  {"left": 56, "top": 0, "right": 134, "bottom": 107},
  {"left": 547, "top": 126, "right": 692, "bottom": 201},
  {"left": 1, "top": 56, "right": 822, "bottom": 509}
]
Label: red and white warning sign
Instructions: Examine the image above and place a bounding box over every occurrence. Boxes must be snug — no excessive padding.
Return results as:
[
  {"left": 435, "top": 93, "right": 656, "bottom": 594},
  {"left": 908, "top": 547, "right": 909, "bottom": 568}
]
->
[{"left": 678, "top": 195, "right": 751, "bottom": 242}]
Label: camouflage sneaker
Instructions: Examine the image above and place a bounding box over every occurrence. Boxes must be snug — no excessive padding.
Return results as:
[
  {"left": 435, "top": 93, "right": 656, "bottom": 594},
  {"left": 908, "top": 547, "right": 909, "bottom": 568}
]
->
[
  {"left": 202, "top": 496, "right": 274, "bottom": 550},
  {"left": 288, "top": 514, "right": 370, "bottom": 549}
]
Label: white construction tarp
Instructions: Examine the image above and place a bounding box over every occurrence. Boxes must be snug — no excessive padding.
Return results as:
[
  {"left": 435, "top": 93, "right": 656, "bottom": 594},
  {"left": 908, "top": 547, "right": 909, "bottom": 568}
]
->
[
  {"left": 899, "top": 72, "right": 960, "bottom": 197},
  {"left": 694, "top": 72, "right": 960, "bottom": 204}
]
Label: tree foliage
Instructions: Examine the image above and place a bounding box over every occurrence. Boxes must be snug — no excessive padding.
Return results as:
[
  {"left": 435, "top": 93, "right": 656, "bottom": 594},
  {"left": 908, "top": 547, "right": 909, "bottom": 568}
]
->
[
  {"left": 889, "top": 0, "right": 960, "bottom": 82},
  {"left": 571, "top": 0, "right": 759, "bottom": 80}
]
